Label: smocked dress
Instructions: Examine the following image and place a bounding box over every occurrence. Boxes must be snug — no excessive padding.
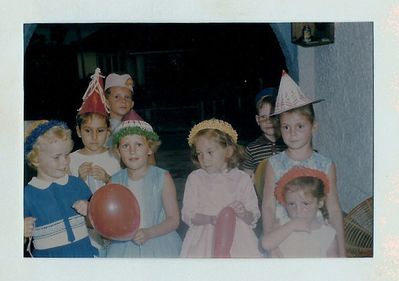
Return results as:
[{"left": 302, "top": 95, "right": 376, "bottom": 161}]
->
[
  {"left": 268, "top": 151, "right": 332, "bottom": 224},
  {"left": 181, "top": 168, "right": 262, "bottom": 258},
  {"left": 104, "top": 166, "right": 182, "bottom": 257},
  {"left": 24, "top": 175, "right": 97, "bottom": 257}
]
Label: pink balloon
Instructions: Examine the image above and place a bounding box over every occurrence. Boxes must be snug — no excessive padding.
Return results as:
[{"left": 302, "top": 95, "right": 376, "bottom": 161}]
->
[
  {"left": 88, "top": 184, "right": 140, "bottom": 241},
  {"left": 214, "top": 206, "right": 236, "bottom": 258}
]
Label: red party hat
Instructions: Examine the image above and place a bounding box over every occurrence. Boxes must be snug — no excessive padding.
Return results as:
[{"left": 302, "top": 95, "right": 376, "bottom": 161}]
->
[{"left": 78, "top": 68, "right": 110, "bottom": 116}]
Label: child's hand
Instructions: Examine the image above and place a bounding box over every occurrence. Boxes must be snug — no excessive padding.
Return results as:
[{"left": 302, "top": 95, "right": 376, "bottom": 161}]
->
[
  {"left": 91, "top": 165, "right": 110, "bottom": 183},
  {"left": 132, "top": 228, "right": 150, "bottom": 245},
  {"left": 78, "top": 162, "right": 92, "bottom": 181},
  {"left": 290, "top": 218, "right": 312, "bottom": 233},
  {"left": 72, "top": 200, "right": 88, "bottom": 216},
  {"left": 229, "top": 201, "right": 254, "bottom": 225},
  {"left": 24, "top": 217, "right": 36, "bottom": 238},
  {"left": 229, "top": 200, "right": 247, "bottom": 218}
]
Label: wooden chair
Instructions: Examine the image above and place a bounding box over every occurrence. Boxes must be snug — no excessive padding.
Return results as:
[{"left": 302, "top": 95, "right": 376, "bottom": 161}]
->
[
  {"left": 344, "top": 197, "right": 373, "bottom": 257},
  {"left": 253, "top": 159, "right": 268, "bottom": 200}
]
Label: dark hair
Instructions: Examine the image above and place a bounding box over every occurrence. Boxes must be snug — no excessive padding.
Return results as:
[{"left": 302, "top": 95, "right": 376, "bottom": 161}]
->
[
  {"left": 190, "top": 129, "right": 245, "bottom": 169},
  {"left": 284, "top": 176, "right": 329, "bottom": 220},
  {"left": 76, "top": 112, "right": 110, "bottom": 129}
]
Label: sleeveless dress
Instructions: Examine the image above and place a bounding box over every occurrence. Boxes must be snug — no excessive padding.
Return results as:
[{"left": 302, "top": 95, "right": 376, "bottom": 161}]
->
[
  {"left": 104, "top": 166, "right": 182, "bottom": 257},
  {"left": 269, "top": 151, "right": 332, "bottom": 224}
]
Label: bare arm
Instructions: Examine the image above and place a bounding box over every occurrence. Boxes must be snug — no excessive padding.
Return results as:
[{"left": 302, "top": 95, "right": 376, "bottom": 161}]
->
[
  {"left": 325, "top": 163, "right": 346, "bottom": 257},
  {"left": 262, "top": 218, "right": 311, "bottom": 251},
  {"left": 133, "top": 172, "right": 180, "bottom": 244}
]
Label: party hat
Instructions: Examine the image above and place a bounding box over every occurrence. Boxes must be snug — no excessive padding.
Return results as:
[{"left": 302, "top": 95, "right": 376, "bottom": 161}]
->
[
  {"left": 77, "top": 68, "right": 110, "bottom": 116},
  {"left": 272, "top": 70, "right": 323, "bottom": 115},
  {"left": 121, "top": 110, "right": 143, "bottom": 122}
]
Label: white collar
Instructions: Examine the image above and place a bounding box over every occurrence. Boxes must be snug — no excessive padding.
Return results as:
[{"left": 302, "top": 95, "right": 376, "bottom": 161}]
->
[{"left": 28, "top": 175, "right": 69, "bottom": 189}]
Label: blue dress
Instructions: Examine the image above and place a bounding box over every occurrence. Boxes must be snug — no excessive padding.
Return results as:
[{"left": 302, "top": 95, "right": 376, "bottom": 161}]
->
[
  {"left": 105, "top": 166, "right": 182, "bottom": 258},
  {"left": 269, "top": 151, "right": 332, "bottom": 224},
  {"left": 24, "top": 175, "right": 98, "bottom": 257}
]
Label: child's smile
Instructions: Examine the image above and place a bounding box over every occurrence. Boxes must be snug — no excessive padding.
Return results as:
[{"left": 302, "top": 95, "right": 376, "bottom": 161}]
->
[{"left": 35, "top": 139, "right": 72, "bottom": 182}]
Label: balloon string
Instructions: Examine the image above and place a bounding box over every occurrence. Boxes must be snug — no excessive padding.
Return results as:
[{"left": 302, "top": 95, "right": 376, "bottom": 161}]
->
[{"left": 26, "top": 221, "right": 35, "bottom": 258}]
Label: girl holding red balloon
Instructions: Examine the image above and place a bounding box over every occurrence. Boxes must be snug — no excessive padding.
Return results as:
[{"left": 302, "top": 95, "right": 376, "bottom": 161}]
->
[
  {"left": 23, "top": 120, "right": 98, "bottom": 257},
  {"left": 103, "top": 119, "right": 182, "bottom": 257},
  {"left": 180, "top": 119, "right": 262, "bottom": 258}
]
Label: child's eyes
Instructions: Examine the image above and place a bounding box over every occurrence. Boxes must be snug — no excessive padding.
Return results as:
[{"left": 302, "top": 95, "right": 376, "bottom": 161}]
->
[
  {"left": 281, "top": 125, "right": 289, "bottom": 130},
  {"left": 121, "top": 144, "right": 129, "bottom": 149}
]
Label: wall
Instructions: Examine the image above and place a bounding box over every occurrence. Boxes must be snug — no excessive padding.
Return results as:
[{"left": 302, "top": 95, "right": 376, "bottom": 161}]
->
[{"left": 273, "top": 22, "right": 374, "bottom": 212}]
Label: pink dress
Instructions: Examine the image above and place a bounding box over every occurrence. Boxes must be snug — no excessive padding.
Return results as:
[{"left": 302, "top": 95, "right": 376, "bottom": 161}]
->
[{"left": 181, "top": 168, "right": 262, "bottom": 258}]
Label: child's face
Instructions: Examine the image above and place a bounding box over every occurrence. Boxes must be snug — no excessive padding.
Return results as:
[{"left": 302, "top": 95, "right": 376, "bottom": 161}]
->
[
  {"left": 285, "top": 189, "right": 320, "bottom": 222},
  {"left": 280, "top": 111, "right": 315, "bottom": 151},
  {"left": 107, "top": 87, "right": 134, "bottom": 119},
  {"left": 34, "top": 139, "right": 71, "bottom": 182},
  {"left": 256, "top": 103, "right": 276, "bottom": 138},
  {"left": 118, "top": 135, "right": 152, "bottom": 172},
  {"left": 195, "top": 135, "right": 229, "bottom": 174},
  {"left": 77, "top": 115, "right": 109, "bottom": 154}
]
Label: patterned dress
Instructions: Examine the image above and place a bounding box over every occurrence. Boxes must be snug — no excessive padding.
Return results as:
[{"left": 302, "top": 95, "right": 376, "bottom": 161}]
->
[
  {"left": 268, "top": 151, "right": 332, "bottom": 224},
  {"left": 24, "top": 175, "right": 97, "bottom": 257}
]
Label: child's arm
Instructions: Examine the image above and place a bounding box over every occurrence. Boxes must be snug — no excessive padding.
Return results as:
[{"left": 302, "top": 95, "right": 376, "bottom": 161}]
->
[
  {"left": 326, "top": 235, "right": 339, "bottom": 257},
  {"left": 325, "top": 163, "right": 346, "bottom": 257},
  {"left": 133, "top": 172, "right": 180, "bottom": 245},
  {"left": 262, "top": 218, "right": 311, "bottom": 251},
  {"left": 72, "top": 200, "right": 89, "bottom": 216},
  {"left": 230, "top": 201, "right": 254, "bottom": 225},
  {"left": 262, "top": 161, "right": 277, "bottom": 235}
]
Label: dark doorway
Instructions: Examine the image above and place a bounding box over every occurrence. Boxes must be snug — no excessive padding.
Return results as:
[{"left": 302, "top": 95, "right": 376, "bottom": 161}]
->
[{"left": 24, "top": 23, "right": 286, "bottom": 146}]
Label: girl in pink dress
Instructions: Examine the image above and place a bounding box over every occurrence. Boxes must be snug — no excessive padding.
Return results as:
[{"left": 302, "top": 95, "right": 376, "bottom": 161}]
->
[{"left": 180, "top": 119, "right": 262, "bottom": 258}]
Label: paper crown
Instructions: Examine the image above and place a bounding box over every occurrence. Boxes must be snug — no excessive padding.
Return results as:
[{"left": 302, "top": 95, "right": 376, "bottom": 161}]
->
[
  {"left": 272, "top": 70, "right": 324, "bottom": 115},
  {"left": 121, "top": 110, "right": 144, "bottom": 122},
  {"left": 112, "top": 120, "right": 159, "bottom": 146},
  {"left": 187, "top": 118, "right": 238, "bottom": 146},
  {"left": 77, "top": 68, "right": 110, "bottom": 116},
  {"left": 105, "top": 73, "right": 134, "bottom": 92},
  {"left": 274, "top": 166, "right": 330, "bottom": 204}
]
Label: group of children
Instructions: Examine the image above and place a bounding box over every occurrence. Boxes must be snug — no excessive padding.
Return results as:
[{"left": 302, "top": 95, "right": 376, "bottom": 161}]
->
[{"left": 24, "top": 68, "right": 345, "bottom": 258}]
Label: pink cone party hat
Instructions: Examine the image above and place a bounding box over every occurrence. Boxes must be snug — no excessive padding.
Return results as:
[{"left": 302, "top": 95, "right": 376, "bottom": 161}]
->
[
  {"left": 122, "top": 110, "right": 143, "bottom": 122},
  {"left": 77, "top": 68, "right": 110, "bottom": 116},
  {"left": 272, "top": 70, "right": 324, "bottom": 115}
]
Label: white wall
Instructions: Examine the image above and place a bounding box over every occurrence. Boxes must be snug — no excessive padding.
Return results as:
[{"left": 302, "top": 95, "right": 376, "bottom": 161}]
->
[{"left": 274, "top": 22, "right": 373, "bottom": 212}]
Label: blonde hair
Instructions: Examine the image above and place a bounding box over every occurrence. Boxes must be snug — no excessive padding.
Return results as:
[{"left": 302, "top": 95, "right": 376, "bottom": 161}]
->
[
  {"left": 190, "top": 128, "right": 244, "bottom": 169},
  {"left": 25, "top": 123, "right": 73, "bottom": 169}
]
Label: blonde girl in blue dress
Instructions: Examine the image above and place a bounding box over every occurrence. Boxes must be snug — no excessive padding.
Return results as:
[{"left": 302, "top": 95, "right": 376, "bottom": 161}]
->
[{"left": 104, "top": 119, "right": 181, "bottom": 257}]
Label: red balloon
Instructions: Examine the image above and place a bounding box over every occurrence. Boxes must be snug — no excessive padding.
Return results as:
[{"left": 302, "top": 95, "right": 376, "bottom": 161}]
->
[
  {"left": 88, "top": 184, "right": 140, "bottom": 241},
  {"left": 214, "top": 206, "right": 236, "bottom": 258}
]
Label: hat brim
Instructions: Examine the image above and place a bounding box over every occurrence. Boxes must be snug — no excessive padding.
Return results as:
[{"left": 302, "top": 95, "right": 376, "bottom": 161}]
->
[{"left": 271, "top": 98, "right": 324, "bottom": 116}]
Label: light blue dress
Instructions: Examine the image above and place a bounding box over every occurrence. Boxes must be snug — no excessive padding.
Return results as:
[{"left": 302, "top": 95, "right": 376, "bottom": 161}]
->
[
  {"left": 104, "top": 166, "right": 182, "bottom": 257},
  {"left": 269, "top": 151, "right": 332, "bottom": 224}
]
